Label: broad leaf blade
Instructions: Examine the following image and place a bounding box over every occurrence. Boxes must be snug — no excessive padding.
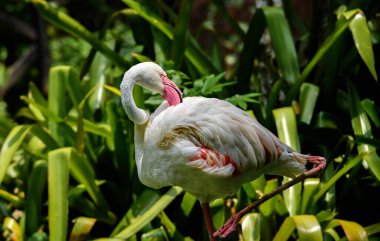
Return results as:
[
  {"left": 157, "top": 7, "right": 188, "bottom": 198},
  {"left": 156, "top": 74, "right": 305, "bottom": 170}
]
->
[
  {"left": 264, "top": 7, "right": 300, "bottom": 84},
  {"left": 339, "top": 220, "right": 368, "bottom": 241},
  {"left": 69, "top": 217, "right": 97, "bottom": 241},
  {"left": 348, "top": 81, "right": 380, "bottom": 181},
  {"left": 48, "top": 148, "right": 70, "bottom": 241},
  {"left": 299, "top": 83, "right": 320, "bottom": 124},
  {"left": 242, "top": 213, "right": 261, "bottom": 241},
  {"left": 347, "top": 11, "right": 377, "bottom": 80},
  {"left": 0, "top": 125, "right": 31, "bottom": 185},
  {"left": 292, "top": 215, "right": 323, "bottom": 241},
  {"left": 273, "top": 107, "right": 301, "bottom": 216}
]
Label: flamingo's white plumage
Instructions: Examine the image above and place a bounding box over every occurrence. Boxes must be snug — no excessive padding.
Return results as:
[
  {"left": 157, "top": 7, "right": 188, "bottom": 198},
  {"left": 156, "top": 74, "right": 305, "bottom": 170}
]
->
[{"left": 120, "top": 62, "right": 326, "bottom": 239}]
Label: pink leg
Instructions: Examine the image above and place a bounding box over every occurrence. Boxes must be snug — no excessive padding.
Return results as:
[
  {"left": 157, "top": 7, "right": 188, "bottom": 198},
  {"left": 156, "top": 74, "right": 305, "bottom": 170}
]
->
[
  {"left": 201, "top": 202, "right": 217, "bottom": 241},
  {"left": 213, "top": 156, "right": 326, "bottom": 238}
]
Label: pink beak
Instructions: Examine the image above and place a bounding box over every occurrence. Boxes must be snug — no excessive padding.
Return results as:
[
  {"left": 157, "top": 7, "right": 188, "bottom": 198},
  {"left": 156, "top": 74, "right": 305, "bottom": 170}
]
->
[{"left": 162, "top": 75, "right": 182, "bottom": 106}]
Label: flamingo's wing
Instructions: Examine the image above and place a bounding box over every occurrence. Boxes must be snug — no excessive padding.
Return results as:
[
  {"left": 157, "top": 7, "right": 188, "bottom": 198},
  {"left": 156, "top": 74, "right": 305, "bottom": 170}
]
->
[{"left": 150, "top": 97, "right": 283, "bottom": 176}]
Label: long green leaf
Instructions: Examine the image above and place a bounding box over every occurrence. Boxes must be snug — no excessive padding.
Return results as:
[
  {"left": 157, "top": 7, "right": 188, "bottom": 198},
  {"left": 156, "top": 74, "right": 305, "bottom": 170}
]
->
[
  {"left": 67, "top": 147, "right": 108, "bottom": 208},
  {"left": 25, "top": 160, "right": 47, "bottom": 235},
  {"left": 242, "top": 213, "right": 261, "bottom": 241},
  {"left": 292, "top": 215, "right": 322, "bottom": 241},
  {"left": 326, "top": 219, "right": 368, "bottom": 241},
  {"left": 111, "top": 189, "right": 161, "bottom": 236},
  {"left": 235, "top": 9, "right": 266, "bottom": 92},
  {"left": 48, "top": 148, "right": 70, "bottom": 241},
  {"left": 114, "top": 186, "right": 183, "bottom": 239},
  {"left": 273, "top": 215, "right": 322, "bottom": 241},
  {"left": 48, "top": 66, "right": 69, "bottom": 146},
  {"left": 348, "top": 81, "right": 380, "bottom": 181},
  {"left": 69, "top": 217, "right": 97, "bottom": 241},
  {"left": 346, "top": 11, "right": 377, "bottom": 80},
  {"left": 299, "top": 83, "right": 319, "bottom": 124},
  {"left": 273, "top": 107, "right": 301, "bottom": 216},
  {"left": 340, "top": 220, "right": 368, "bottom": 241},
  {"left": 0, "top": 125, "right": 31, "bottom": 185},
  {"left": 300, "top": 178, "right": 320, "bottom": 214},
  {"left": 272, "top": 216, "right": 296, "bottom": 241},
  {"left": 171, "top": 0, "right": 193, "bottom": 68},
  {"left": 264, "top": 7, "right": 300, "bottom": 84},
  {"left": 361, "top": 99, "right": 380, "bottom": 128},
  {"left": 32, "top": 0, "right": 129, "bottom": 68}
]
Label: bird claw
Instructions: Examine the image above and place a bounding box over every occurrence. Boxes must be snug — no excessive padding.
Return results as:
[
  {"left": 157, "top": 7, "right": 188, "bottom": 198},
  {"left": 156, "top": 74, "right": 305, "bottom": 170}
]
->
[{"left": 213, "top": 214, "right": 240, "bottom": 238}]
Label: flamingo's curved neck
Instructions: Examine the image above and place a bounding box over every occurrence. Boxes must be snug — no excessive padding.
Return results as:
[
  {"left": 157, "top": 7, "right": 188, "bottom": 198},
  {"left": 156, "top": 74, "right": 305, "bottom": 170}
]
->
[{"left": 120, "top": 72, "right": 149, "bottom": 125}]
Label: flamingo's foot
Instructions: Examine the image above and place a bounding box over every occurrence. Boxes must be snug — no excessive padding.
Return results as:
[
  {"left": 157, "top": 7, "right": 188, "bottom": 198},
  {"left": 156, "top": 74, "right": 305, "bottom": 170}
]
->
[
  {"left": 306, "top": 156, "right": 326, "bottom": 176},
  {"left": 213, "top": 214, "right": 240, "bottom": 238}
]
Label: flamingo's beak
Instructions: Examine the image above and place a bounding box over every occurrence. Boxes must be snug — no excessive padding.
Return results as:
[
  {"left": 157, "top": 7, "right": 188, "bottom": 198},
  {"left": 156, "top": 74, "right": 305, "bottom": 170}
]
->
[{"left": 162, "top": 75, "right": 183, "bottom": 106}]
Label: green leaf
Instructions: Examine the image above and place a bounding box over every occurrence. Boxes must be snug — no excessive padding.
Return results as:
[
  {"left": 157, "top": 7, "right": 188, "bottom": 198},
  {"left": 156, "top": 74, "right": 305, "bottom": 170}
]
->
[
  {"left": 272, "top": 216, "right": 296, "bottom": 241},
  {"left": 348, "top": 81, "right": 380, "bottom": 181},
  {"left": 141, "top": 227, "right": 169, "bottom": 241},
  {"left": 114, "top": 186, "right": 183, "bottom": 239},
  {"left": 365, "top": 222, "right": 380, "bottom": 236},
  {"left": 339, "top": 220, "right": 368, "bottom": 241},
  {"left": 0, "top": 125, "right": 31, "bottom": 185},
  {"left": 326, "top": 219, "right": 368, "bottom": 241},
  {"left": 273, "top": 215, "right": 322, "bottom": 241},
  {"left": 259, "top": 179, "right": 278, "bottom": 217},
  {"left": 180, "top": 192, "right": 197, "bottom": 217},
  {"left": 32, "top": 0, "right": 129, "bottom": 68},
  {"left": 28, "top": 82, "right": 47, "bottom": 122},
  {"left": 300, "top": 178, "right": 320, "bottom": 214},
  {"left": 242, "top": 213, "right": 261, "bottom": 241},
  {"left": 273, "top": 107, "right": 301, "bottom": 216},
  {"left": 292, "top": 215, "right": 323, "bottom": 241},
  {"left": 68, "top": 147, "right": 109, "bottom": 208},
  {"left": 48, "top": 66, "right": 69, "bottom": 146},
  {"left": 25, "top": 160, "right": 47, "bottom": 235},
  {"left": 264, "top": 7, "right": 300, "bottom": 84},
  {"left": 346, "top": 11, "right": 377, "bottom": 80},
  {"left": 212, "top": 0, "right": 245, "bottom": 37},
  {"left": 273, "top": 107, "right": 300, "bottom": 151},
  {"left": 299, "top": 83, "right": 320, "bottom": 124},
  {"left": 171, "top": 0, "right": 193, "bottom": 68},
  {"left": 30, "top": 125, "right": 60, "bottom": 150},
  {"left": 235, "top": 9, "right": 266, "bottom": 92},
  {"left": 69, "top": 217, "right": 96, "bottom": 241},
  {"left": 159, "top": 211, "right": 190, "bottom": 241},
  {"left": 361, "top": 99, "right": 380, "bottom": 128},
  {"left": 48, "top": 148, "right": 70, "bottom": 241},
  {"left": 111, "top": 189, "right": 161, "bottom": 236}
]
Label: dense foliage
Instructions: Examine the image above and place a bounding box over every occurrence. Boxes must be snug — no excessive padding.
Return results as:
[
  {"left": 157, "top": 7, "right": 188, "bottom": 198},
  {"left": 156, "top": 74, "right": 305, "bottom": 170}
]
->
[{"left": 1, "top": 0, "right": 380, "bottom": 240}]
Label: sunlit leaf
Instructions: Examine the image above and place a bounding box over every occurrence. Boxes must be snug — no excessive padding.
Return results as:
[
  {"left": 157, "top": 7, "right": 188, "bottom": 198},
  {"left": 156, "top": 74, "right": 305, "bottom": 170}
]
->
[
  {"left": 0, "top": 125, "right": 31, "bottom": 185},
  {"left": 48, "top": 148, "right": 70, "bottom": 241},
  {"left": 69, "top": 217, "right": 97, "bottom": 241},
  {"left": 345, "top": 11, "right": 377, "bottom": 80},
  {"left": 242, "top": 213, "right": 261, "bottom": 241},
  {"left": 273, "top": 107, "right": 301, "bottom": 216},
  {"left": 299, "top": 83, "right": 319, "bottom": 124}
]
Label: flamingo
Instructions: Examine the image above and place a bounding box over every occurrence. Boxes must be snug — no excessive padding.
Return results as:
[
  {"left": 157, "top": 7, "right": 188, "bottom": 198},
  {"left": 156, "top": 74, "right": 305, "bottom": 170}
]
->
[{"left": 120, "top": 62, "right": 326, "bottom": 240}]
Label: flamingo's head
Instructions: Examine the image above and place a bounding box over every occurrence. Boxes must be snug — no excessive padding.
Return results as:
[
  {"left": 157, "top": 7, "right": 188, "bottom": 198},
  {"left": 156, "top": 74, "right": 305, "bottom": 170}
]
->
[{"left": 124, "top": 62, "right": 182, "bottom": 106}]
